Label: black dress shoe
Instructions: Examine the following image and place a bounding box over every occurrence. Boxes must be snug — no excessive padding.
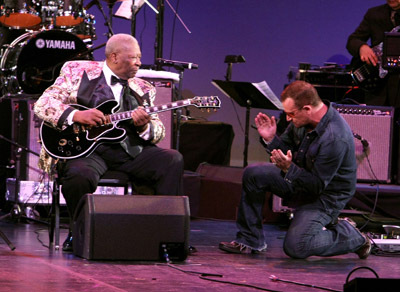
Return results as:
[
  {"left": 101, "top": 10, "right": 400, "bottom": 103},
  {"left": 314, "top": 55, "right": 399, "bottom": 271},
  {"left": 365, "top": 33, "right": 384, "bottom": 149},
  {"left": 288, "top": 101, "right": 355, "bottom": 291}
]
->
[
  {"left": 188, "top": 245, "right": 197, "bottom": 254},
  {"left": 62, "top": 231, "right": 73, "bottom": 252}
]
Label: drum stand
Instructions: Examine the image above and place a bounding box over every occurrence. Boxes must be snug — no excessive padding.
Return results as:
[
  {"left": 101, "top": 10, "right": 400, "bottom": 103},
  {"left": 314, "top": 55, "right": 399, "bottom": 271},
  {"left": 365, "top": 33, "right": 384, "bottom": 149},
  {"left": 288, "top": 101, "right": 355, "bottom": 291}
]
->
[{"left": 87, "top": 0, "right": 114, "bottom": 38}]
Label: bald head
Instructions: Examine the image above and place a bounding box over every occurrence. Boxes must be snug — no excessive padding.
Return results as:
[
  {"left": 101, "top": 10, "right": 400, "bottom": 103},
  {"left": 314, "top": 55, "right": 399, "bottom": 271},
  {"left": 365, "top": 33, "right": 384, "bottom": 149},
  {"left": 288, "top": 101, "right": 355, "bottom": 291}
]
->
[
  {"left": 105, "top": 34, "right": 142, "bottom": 80},
  {"left": 105, "top": 34, "right": 138, "bottom": 59}
]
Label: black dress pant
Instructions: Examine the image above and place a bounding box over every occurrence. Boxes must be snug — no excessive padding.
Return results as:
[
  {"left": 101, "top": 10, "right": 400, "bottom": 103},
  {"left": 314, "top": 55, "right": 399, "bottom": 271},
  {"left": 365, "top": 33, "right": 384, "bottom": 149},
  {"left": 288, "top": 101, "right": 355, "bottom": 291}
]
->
[{"left": 60, "top": 143, "right": 184, "bottom": 219}]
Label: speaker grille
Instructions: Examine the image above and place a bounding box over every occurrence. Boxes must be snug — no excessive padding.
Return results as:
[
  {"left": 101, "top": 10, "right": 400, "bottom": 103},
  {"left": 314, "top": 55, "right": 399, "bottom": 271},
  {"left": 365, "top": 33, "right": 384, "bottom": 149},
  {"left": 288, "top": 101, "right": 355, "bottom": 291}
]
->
[
  {"left": 140, "top": 78, "right": 174, "bottom": 149},
  {"left": 334, "top": 104, "right": 394, "bottom": 183}
]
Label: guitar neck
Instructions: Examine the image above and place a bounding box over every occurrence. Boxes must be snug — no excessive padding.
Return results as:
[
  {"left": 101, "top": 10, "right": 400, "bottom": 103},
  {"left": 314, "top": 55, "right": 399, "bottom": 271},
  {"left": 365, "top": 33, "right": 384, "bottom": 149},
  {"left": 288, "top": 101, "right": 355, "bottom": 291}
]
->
[
  {"left": 146, "top": 99, "right": 194, "bottom": 114},
  {"left": 108, "top": 99, "right": 194, "bottom": 123}
]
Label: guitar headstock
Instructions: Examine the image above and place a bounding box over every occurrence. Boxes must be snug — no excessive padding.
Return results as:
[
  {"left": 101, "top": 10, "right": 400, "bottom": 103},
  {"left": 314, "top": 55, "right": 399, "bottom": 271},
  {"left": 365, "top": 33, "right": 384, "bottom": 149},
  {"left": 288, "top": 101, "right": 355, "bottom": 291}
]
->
[{"left": 191, "top": 96, "right": 221, "bottom": 109}]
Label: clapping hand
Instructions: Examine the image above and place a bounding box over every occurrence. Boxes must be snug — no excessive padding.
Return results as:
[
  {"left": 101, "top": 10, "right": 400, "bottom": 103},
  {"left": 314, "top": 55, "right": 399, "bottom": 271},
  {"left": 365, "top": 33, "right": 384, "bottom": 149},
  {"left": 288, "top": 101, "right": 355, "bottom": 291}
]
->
[{"left": 255, "top": 112, "right": 277, "bottom": 142}]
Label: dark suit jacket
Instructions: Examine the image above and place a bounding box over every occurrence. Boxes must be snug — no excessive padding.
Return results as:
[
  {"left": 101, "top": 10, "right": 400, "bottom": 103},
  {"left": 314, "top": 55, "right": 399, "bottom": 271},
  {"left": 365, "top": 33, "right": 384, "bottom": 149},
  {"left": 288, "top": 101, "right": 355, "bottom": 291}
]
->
[
  {"left": 346, "top": 4, "right": 395, "bottom": 57},
  {"left": 345, "top": 4, "right": 400, "bottom": 108}
]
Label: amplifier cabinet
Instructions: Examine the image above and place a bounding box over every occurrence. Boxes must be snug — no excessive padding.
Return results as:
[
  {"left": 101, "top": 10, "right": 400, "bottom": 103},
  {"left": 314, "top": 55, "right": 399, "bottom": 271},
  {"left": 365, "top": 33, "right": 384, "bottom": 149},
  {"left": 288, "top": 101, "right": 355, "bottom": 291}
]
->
[
  {"left": 0, "top": 97, "right": 42, "bottom": 181},
  {"left": 139, "top": 77, "right": 175, "bottom": 149},
  {"left": 5, "top": 178, "right": 126, "bottom": 205},
  {"left": 333, "top": 104, "right": 394, "bottom": 183}
]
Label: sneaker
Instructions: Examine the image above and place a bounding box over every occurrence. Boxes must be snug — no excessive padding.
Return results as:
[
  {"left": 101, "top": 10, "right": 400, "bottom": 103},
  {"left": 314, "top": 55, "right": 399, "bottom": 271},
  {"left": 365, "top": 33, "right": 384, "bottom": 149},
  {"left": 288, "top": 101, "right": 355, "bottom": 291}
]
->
[
  {"left": 355, "top": 234, "right": 372, "bottom": 259},
  {"left": 219, "top": 241, "right": 266, "bottom": 254}
]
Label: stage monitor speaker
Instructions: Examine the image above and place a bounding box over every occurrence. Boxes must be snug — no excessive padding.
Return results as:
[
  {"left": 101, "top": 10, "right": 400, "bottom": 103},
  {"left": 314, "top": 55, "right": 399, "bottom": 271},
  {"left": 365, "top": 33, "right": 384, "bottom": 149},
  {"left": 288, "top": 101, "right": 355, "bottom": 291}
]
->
[
  {"left": 72, "top": 194, "right": 190, "bottom": 261},
  {"left": 139, "top": 77, "right": 174, "bottom": 149},
  {"left": 333, "top": 104, "right": 394, "bottom": 183},
  {"left": 344, "top": 278, "right": 400, "bottom": 292}
]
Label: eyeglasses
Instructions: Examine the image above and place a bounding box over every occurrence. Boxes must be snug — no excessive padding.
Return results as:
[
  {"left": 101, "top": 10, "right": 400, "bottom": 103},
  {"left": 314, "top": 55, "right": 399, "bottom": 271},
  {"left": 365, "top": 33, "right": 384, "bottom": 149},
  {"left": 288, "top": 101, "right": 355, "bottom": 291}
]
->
[{"left": 285, "top": 107, "right": 303, "bottom": 118}]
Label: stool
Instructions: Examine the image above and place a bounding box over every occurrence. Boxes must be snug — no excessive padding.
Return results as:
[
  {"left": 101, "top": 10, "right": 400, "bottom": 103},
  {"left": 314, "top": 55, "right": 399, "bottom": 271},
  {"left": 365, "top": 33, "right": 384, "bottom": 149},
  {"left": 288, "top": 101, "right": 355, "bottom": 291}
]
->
[{"left": 98, "top": 170, "right": 133, "bottom": 195}]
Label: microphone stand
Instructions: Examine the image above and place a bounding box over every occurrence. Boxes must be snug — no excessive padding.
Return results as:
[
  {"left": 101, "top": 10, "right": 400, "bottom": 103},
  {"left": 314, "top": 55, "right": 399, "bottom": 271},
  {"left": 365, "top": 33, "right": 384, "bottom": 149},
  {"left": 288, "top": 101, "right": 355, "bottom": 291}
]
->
[
  {"left": 223, "top": 55, "right": 247, "bottom": 166},
  {"left": 173, "top": 65, "right": 185, "bottom": 151},
  {"left": 0, "top": 134, "right": 40, "bottom": 204},
  {"left": 0, "top": 223, "right": 15, "bottom": 251},
  {"left": 94, "top": 0, "right": 114, "bottom": 38},
  {"left": 0, "top": 134, "right": 40, "bottom": 251},
  {"left": 0, "top": 134, "right": 59, "bottom": 249},
  {"left": 0, "top": 138, "right": 16, "bottom": 251},
  {"left": 131, "top": 4, "right": 137, "bottom": 36},
  {"left": 155, "top": 0, "right": 165, "bottom": 66}
]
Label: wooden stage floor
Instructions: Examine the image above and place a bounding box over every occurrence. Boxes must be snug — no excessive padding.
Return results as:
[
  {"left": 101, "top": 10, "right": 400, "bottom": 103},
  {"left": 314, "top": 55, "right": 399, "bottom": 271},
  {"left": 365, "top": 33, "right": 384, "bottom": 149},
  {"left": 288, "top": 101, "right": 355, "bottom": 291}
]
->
[{"left": 1, "top": 216, "right": 400, "bottom": 292}]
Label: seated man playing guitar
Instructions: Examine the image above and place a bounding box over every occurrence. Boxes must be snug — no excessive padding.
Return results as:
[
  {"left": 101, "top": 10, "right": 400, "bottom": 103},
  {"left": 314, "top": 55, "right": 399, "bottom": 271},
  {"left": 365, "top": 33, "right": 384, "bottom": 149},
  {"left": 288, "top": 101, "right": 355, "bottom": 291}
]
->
[
  {"left": 346, "top": 0, "right": 400, "bottom": 107},
  {"left": 34, "top": 33, "right": 184, "bottom": 252}
]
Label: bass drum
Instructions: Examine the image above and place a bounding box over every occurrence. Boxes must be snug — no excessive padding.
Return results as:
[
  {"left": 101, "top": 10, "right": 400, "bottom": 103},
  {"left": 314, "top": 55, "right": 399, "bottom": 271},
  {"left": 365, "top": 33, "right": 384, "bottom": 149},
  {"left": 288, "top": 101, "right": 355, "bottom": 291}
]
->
[{"left": 0, "top": 29, "right": 89, "bottom": 95}]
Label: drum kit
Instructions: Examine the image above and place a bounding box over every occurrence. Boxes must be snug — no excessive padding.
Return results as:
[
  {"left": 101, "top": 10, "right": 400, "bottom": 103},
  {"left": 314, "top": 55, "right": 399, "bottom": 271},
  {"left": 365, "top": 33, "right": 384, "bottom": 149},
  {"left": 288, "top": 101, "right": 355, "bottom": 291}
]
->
[{"left": 0, "top": 0, "right": 101, "bottom": 96}]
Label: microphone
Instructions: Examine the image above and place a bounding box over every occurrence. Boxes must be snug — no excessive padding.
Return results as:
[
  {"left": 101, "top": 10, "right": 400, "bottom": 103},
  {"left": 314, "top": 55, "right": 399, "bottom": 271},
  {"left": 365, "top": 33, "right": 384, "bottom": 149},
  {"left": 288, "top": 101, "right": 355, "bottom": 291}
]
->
[
  {"left": 155, "top": 58, "right": 198, "bottom": 70},
  {"left": 353, "top": 132, "right": 369, "bottom": 150},
  {"left": 361, "top": 138, "right": 369, "bottom": 149}
]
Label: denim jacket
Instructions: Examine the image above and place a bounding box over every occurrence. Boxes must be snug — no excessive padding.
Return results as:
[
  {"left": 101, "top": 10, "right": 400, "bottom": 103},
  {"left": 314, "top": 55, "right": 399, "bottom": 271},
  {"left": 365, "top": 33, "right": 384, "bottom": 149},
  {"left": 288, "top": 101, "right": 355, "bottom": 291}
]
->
[{"left": 265, "top": 101, "right": 357, "bottom": 211}]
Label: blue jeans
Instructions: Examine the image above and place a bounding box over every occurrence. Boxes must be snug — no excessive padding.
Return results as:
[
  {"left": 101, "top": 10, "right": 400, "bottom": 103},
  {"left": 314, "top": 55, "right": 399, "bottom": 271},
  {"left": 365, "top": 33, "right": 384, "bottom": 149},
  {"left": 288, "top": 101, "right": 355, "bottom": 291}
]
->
[{"left": 235, "top": 163, "right": 365, "bottom": 258}]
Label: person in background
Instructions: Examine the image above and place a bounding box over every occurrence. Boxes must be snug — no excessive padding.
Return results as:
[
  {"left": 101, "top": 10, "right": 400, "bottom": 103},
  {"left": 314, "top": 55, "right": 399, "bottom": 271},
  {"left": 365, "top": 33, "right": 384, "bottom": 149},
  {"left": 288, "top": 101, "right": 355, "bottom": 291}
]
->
[{"left": 346, "top": 0, "right": 400, "bottom": 107}]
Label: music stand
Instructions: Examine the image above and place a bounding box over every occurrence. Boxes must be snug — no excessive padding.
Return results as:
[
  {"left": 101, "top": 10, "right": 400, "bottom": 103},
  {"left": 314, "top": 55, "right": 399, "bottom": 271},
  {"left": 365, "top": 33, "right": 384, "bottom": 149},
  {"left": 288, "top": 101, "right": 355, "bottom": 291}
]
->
[{"left": 212, "top": 80, "right": 283, "bottom": 167}]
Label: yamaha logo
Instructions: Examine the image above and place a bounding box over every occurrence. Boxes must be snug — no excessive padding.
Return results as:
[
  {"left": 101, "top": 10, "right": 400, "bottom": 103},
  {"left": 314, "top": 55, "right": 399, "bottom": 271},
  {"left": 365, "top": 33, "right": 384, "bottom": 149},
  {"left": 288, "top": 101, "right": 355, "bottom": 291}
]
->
[
  {"left": 35, "top": 38, "right": 76, "bottom": 50},
  {"left": 36, "top": 38, "right": 45, "bottom": 49}
]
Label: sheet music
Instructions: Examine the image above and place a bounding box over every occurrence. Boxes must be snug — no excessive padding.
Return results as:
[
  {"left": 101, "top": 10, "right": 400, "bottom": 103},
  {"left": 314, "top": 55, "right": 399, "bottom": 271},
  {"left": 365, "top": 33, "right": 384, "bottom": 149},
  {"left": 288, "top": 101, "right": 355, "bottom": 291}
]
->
[
  {"left": 252, "top": 81, "right": 283, "bottom": 110},
  {"left": 114, "top": 0, "right": 158, "bottom": 19},
  {"left": 114, "top": 0, "right": 133, "bottom": 19},
  {"left": 211, "top": 79, "right": 283, "bottom": 110}
]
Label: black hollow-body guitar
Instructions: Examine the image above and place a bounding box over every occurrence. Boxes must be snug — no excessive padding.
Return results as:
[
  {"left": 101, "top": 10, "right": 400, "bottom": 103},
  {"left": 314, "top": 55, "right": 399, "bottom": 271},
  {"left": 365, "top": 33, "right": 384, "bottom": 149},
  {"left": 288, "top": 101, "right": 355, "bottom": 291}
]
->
[
  {"left": 40, "top": 96, "right": 220, "bottom": 159},
  {"left": 350, "top": 25, "right": 400, "bottom": 92},
  {"left": 350, "top": 43, "right": 387, "bottom": 92}
]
